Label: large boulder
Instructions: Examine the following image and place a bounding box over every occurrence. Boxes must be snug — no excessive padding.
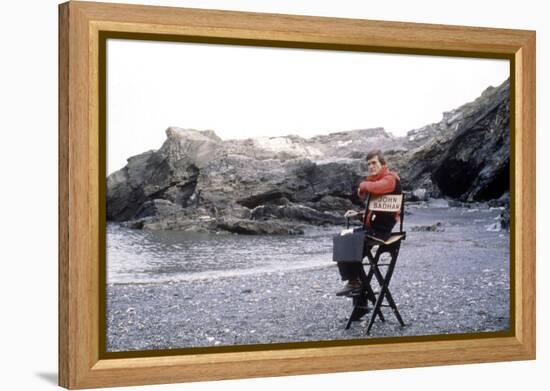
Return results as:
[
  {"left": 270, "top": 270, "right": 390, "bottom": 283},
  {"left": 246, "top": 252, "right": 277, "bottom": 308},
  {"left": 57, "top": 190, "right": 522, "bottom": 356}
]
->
[
  {"left": 250, "top": 202, "right": 344, "bottom": 225},
  {"left": 217, "top": 218, "right": 304, "bottom": 235},
  {"left": 107, "top": 128, "right": 220, "bottom": 221}
]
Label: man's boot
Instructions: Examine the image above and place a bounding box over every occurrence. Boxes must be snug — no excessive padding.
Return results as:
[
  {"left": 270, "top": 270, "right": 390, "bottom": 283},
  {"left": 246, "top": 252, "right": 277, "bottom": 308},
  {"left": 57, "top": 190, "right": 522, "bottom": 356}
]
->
[{"left": 335, "top": 279, "right": 362, "bottom": 296}]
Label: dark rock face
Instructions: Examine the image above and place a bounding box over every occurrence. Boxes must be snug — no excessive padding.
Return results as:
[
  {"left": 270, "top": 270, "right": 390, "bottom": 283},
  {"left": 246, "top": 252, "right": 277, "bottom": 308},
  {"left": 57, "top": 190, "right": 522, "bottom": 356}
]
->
[
  {"left": 250, "top": 203, "right": 345, "bottom": 226},
  {"left": 400, "top": 80, "right": 510, "bottom": 202},
  {"left": 432, "top": 83, "right": 510, "bottom": 201},
  {"left": 107, "top": 127, "right": 218, "bottom": 222},
  {"left": 217, "top": 218, "right": 304, "bottom": 235},
  {"left": 107, "top": 79, "right": 510, "bottom": 234}
]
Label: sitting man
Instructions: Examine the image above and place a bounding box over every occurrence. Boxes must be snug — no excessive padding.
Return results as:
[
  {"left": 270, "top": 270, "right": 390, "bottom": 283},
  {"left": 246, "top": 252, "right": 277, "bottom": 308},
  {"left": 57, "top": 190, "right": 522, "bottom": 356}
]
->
[{"left": 335, "top": 149, "right": 402, "bottom": 296}]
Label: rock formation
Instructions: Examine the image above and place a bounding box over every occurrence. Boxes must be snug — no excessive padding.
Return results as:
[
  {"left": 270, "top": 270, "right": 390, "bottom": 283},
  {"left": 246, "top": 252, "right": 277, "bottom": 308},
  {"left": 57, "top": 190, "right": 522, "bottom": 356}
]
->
[
  {"left": 398, "top": 79, "right": 510, "bottom": 201},
  {"left": 107, "top": 79, "right": 510, "bottom": 234}
]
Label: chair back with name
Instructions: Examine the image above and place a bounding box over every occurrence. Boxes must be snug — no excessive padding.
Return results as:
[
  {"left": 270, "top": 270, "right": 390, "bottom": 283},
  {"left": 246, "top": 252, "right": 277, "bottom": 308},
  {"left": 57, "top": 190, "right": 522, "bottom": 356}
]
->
[{"left": 362, "top": 193, "right": 405, "bottom": 234}]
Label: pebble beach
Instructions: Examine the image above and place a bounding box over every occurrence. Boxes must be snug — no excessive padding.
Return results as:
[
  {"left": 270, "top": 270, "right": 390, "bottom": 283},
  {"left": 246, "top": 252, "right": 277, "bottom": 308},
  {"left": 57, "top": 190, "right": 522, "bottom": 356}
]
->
[{"left": 106, "top": 206, "right": 510, "bottom": 352}]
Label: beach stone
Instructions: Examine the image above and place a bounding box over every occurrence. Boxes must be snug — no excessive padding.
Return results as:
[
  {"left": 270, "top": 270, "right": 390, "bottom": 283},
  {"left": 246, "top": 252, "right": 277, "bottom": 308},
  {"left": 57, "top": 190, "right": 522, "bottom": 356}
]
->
[
  {"left": 411, "top": 222, "right": 445, "bottom": 232},
  {"left": 411, "top": 188, "right": 429, "bottom": 201}
]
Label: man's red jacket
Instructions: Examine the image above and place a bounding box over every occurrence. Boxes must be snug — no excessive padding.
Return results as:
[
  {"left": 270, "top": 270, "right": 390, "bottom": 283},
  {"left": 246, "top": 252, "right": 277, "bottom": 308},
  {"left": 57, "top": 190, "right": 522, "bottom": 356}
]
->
[
  {"left": 357, "top": 166, "right": 401, "bottom": 231},
  {"left": 358, "top": 166, "right": 400, "bottom": 197}
]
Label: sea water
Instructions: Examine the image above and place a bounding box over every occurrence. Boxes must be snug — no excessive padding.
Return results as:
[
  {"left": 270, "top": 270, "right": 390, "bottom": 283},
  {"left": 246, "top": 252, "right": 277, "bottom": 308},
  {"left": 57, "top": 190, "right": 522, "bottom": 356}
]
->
[{"left": 106, "top": 206, "right": 508, "bottom": 285}]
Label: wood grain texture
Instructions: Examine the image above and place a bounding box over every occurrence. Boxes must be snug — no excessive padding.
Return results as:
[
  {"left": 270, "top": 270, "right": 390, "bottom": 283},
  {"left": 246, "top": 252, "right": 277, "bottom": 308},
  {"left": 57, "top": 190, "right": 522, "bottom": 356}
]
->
[
  {"left": 58, "top": 1, "right": 536, "bottom": 389},
  {"left": 58, "top": 2, "right": 70, "bottom": 387},
  {"left": 71, "top": 0, "right": 530, "bottom": 55},
  {"left": 518, "top": 32, "right": 536, "bottom": 355}
]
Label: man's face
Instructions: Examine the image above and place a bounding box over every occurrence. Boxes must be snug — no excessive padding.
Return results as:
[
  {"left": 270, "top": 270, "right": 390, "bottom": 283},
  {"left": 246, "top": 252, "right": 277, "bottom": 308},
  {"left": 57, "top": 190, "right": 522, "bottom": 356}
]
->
[{"left": 367, "top": 156, "right": 383, "bottom": 176}]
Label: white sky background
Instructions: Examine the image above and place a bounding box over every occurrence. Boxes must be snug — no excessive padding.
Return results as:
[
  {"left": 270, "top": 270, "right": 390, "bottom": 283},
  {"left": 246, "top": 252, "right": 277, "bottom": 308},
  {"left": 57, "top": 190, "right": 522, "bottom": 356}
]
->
[{"left": 107, "top": 39, "right": 509, "bottom": 175}]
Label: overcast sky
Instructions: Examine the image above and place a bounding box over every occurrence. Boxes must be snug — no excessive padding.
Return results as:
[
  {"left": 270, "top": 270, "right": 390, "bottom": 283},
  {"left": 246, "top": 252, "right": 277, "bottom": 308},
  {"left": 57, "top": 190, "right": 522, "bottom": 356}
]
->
[{"left": 107, "top": 39, "right": 509, "bottom": 174}]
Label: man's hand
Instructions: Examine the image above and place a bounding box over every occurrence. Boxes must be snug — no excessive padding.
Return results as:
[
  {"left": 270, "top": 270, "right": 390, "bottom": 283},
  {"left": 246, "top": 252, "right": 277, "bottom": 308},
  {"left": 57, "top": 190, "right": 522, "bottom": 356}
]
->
[
  {"left": 345, "top": 210, "right": 365, "bottom": 221},
  {"left": 344, "top": 210, "right": 359, "bottom": 219}
]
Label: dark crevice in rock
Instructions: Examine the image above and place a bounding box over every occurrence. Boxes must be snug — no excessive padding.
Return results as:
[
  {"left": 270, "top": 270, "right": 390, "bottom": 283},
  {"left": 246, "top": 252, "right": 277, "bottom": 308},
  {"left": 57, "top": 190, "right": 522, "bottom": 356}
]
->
[
  {"left": 433, "top": 158, "right": 478, "bottom": 198},
  {"left": 237, "top": 190, "right": 291, "bottom": 208},
  {"left": 474, "top": 160, "right": 510, "bottom": 201}
]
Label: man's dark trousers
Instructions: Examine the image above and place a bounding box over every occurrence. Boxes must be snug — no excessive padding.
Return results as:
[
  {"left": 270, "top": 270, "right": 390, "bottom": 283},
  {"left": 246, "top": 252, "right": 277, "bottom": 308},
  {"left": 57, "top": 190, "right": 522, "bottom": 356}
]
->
[{"left": 336, "top": 228, "right": 391, "bottom": 281}]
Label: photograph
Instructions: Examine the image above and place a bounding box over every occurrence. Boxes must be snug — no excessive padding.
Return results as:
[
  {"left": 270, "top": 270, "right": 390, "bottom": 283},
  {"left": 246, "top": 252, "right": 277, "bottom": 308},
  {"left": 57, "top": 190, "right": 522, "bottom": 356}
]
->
[{"left": 104, "top": 38, "right": 511, "bottom": 353}]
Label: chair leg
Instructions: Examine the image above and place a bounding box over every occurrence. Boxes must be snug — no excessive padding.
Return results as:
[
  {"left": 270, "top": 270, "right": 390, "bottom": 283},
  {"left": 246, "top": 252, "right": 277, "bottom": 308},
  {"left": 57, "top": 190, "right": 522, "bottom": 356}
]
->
[
  {"left": 366, "top": 287, "right": 385, "bottom": 334},
  {"left": 370, "top": 256, "right": 405, "bottom": 327},
  {"left": 365, "top": 243, "right": 405, "bottom": 334},
  {"left": 366, "top": 266, "right": 403, "bottom": 334},
  {"left": 361, "top": 251, "right": 385, "bottom": 322},
  {"left": 366, "top": 257, "right": 386, "bottom": 322},
  {"left": 345, "top": 253, "right": 386, "bottom": 330},
  {"left": 345, "top": 294, "right": 369, "bottom": 329}
]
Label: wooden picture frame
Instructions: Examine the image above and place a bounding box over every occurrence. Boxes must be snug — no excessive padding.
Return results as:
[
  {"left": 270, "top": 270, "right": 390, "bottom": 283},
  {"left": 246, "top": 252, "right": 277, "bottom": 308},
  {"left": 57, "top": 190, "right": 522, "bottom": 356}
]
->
[{"left": 58, "top": 1, "right": 536, "bottom": 389}]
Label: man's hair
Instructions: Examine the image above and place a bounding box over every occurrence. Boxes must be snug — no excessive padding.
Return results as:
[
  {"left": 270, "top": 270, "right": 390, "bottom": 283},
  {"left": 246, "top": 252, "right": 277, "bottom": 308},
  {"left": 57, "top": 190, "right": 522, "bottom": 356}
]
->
[{"left": 366, "top": 150, "right": 386, "bottom": 165}]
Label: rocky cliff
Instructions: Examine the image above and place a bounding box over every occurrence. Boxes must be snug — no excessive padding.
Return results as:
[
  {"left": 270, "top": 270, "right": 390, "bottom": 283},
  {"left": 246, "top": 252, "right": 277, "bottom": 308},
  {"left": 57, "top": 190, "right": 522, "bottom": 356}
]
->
[
  {"left": 396, "top": 79, "right": 510, "bottom": 201},
  {"left": 107, "top": 79, "right": 510, "bottom": 234}
]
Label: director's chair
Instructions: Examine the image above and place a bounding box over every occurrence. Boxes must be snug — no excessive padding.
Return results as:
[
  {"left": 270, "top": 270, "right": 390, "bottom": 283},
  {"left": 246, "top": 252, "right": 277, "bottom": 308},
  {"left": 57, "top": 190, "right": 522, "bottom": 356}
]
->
[{"left": 333, "top": 193, "right": 407, "bottom": 335}]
